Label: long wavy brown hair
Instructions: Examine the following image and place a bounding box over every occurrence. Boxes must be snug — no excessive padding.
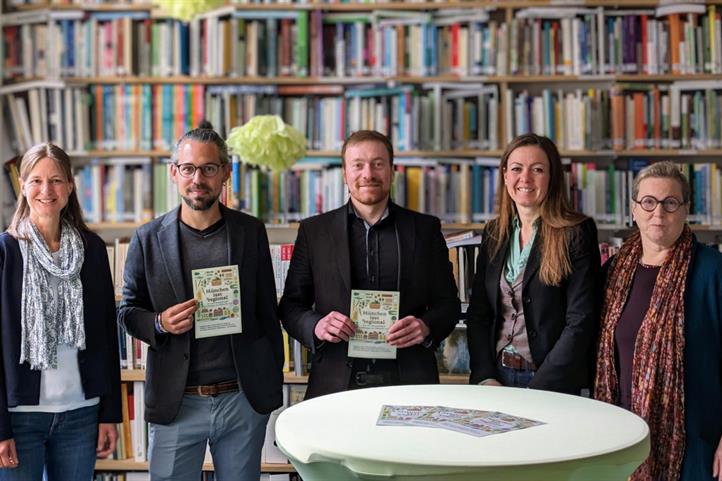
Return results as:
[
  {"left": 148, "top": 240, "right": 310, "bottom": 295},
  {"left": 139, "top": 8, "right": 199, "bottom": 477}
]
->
[
  {"left": 7, "top": 143, "right": 88, "bottom": 239},
  {"left": 487, "top": 133, "right": 586, "bottom": 286}
]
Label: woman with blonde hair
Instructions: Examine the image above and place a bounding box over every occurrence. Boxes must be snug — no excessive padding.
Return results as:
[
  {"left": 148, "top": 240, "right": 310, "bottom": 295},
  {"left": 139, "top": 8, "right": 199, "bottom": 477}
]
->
[
  {"left": 595, "top": 161, "right": 722, "bottom": 481},
  {"left": 466, "top": 133, "right": 600, "bottom": 393},
  {"left": 0, "top": 143, "right": 121, "bottom": 480}
]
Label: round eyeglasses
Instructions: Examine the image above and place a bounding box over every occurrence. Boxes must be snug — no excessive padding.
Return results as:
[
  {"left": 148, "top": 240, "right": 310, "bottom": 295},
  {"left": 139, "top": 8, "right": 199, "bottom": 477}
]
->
[
  {"left": 633, "top": 195, "right": 686, "bottom": 213},
  {"left": 174, "top": 163, "right": 223, "bottom": 178}
]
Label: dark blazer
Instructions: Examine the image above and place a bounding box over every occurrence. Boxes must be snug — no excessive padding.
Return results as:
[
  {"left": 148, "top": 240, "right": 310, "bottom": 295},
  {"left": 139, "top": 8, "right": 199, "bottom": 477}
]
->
[
  {"left": 118, "top": 205, "right": 284, "bottom": 424},
  {"left": 466, "top": 217, "right": 600, "bottom": 394},
  {"left": 279, "top": 202, "right": 461, "bottom": 399},
  {"left": 0, "top": 230, "right": 121, "bottom": 441}
]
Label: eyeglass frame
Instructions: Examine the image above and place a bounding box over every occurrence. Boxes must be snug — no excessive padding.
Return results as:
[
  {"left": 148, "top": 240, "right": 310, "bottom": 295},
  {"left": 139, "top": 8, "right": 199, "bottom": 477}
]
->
[
  {"left": 173, "top": 162, "right": 225, "bottom": 178},
  {"left": 632, "top": 195, "right": 687, "bottom": 213}
]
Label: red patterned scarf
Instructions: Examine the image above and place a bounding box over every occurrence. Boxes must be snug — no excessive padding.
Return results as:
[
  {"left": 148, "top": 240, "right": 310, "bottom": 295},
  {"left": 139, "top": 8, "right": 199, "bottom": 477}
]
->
[{"left": 594, "top": 226, "right": 693, "bottom": 481}]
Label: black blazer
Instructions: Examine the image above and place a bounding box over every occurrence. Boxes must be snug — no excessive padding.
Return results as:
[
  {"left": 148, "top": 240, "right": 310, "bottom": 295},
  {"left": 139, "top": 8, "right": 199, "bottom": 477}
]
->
[
  {"left": 466, "top": 217, "right": 600, "bottom": 394},
  {"left": 0, "top": 231, "right": 121, "bottom": 440},
  {"left": 118, "top": 205, "right": 284, "bottom": 424},
  {"left": 279, "top": 202, "right": 461, "bottom": 399}
]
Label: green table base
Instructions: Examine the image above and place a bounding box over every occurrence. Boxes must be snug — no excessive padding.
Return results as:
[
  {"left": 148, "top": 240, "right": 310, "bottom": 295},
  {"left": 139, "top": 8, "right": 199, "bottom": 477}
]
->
[{"left": 280, "top": 436, "right": 649, "bottom": 481}]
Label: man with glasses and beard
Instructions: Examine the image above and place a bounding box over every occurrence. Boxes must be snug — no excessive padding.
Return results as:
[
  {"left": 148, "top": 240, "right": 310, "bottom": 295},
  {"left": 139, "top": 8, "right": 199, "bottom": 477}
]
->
[{"left": 118, "top": 122, "right": 283, "bottom": 481}]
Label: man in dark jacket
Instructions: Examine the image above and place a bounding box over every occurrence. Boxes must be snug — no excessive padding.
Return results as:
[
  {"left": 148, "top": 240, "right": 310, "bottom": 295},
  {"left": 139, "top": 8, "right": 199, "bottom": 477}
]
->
[{"left": 280, "top": 130, "right": 460, "bottom": 399}]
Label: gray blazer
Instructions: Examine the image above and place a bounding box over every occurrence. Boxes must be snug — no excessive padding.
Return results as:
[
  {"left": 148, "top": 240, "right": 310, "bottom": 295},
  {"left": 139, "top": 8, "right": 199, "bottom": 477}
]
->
[{"left": 118, "top": 205, "right": 283, "bottom": 424}]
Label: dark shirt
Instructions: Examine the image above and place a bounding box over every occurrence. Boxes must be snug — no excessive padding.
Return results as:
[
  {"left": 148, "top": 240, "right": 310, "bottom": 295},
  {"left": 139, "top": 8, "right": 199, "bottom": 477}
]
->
[
  {"left": 347, "top": 202, "right": 400, "bottom": 382},
  {"left": 179, "top": 218, "right": 238, "bottom": 386},
  {"left": 348, "top": 203, "right": 399, "bottom": 291},
  {"left": 615, "top": 263, "right": 660, "bottom": 410}
]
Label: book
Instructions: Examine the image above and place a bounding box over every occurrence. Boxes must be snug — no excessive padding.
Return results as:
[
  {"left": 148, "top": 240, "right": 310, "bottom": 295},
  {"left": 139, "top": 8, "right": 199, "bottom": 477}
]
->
[
  {"left": 192, "top": 265, "right": 243, "bottom": 339},
  {"left": 348, "top": 289, "right": 399, "bottom": 360}
]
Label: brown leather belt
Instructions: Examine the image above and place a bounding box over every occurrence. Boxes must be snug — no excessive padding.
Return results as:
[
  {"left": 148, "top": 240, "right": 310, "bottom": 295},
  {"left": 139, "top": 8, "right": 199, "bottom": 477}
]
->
[
  {"left": 500, "top": 349, "right": 536, "bottom": 371},
  {"left": 184, "top": 380, "right": 239, "bottom": 397}
]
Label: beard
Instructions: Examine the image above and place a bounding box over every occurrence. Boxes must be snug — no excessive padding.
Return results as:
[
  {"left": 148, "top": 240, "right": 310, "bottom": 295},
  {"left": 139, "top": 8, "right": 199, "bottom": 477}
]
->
[
  {"left": 181, "top": 183, "right": 219, "bottom": 211},
  {"left": 351, "top": 181, "right": 389, "bottom": 206}
]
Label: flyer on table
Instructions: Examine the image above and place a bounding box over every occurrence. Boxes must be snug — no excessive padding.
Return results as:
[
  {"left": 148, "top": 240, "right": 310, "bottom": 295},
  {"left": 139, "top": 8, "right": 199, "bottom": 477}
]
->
[
  {"left": 192, "top": 265, "right": 242, "bottom": 339},
  {"left": 348, "top": 289, "right": 399, "bottom": 359}
]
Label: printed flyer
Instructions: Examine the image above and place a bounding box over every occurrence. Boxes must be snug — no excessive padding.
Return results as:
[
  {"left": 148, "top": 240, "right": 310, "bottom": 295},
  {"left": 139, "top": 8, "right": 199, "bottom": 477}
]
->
[
  {"left": 348, "top": 289, "right": 399, "bottom": 359},
  {"left": 377, "top": 405, "right": 545, "bottom": 437},
  {"left": 192, "top": 265, "right": 242, "bottom": 339}
]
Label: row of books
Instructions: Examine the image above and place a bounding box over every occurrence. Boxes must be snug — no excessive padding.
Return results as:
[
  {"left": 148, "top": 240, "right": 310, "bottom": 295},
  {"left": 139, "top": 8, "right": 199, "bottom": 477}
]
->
[
  {"left": 1, "top": 83, "right": 499, "bottom": 154},
  {"left": 1, "top": 86, "right": 90, "bottom": 156},
  {"left": 75, "top": 159, "right": 154, "bottom": 224},
  {"left": 5, "top": 80, "right": 722, "bottom": 158},
  {"left": 510, "top": 5, "right": 722, "bottom": 76},
  {"left": 4, "top": 5, "right": 722, "bottom": 79},
  {"left": 505, "top": 82, "right": 722, "bottom": 151},
  {"left": 569, "top": 160, "right": 722, "bottom": 227},
  {"left": 609, "top": 83, "right": 722, "bottom": 151},
  {"left": 206, "top": 83, "right": 500, "bottom": 152}
]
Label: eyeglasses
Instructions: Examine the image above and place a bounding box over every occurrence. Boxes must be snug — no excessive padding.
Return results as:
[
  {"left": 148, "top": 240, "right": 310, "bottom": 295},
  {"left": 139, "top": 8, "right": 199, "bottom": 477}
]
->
[
  {"left": 633, "top": 195, "right": 686, "bottom": 213},
  {"left": 174, "top": 163, "right": 223, "bottom": 178}
]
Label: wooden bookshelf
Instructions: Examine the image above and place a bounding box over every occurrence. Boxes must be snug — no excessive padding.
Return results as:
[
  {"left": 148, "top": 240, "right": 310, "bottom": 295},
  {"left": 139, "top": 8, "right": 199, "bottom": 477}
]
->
[
  {"left": 13, "top": 3, "right": 154, "bottom": 12},
  {"left": 0, "top": 72, "right": 716, "bottom": 86},
  {"left": 11, "top": 1, "right": 722, "bottom": 13},
  {"left": 94, "top": 458, "right": 296, "bottom": 473},
  {"left": 120, "top": 369, "right": 470, "bottom": 385}
]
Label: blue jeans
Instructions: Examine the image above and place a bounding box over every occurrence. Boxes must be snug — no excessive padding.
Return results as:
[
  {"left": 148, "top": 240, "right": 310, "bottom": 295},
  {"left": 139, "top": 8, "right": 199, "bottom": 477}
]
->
[
  {"left": 0, "top": 404, "right": 99, "bottom": 481},
  {"left": 149, "top": 389, "right": 269, "bottom": 481},
  {"left": 496, "top": 359, "right": 535, "bottom": 388}
]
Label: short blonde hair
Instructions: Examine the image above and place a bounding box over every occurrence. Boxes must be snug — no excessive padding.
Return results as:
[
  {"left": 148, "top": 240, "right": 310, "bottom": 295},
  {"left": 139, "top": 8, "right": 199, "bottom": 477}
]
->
[{"left": 632, "top": 161, "right": 690, "bottom": 203}]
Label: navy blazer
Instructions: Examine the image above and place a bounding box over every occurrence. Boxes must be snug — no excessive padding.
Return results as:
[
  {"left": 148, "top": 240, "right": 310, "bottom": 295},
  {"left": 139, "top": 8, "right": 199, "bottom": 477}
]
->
[
  {"left": 118, "top": 205, "right": 284, "bottom": 424},
  {"left": 279, "top": 202, "right": 461, "bottom": 399},
  {"left": 466, "top": 217, "right": 600, "bottom": 394},
  {"left": 0, "top": 230, "right": 122, "bottom": 440}
]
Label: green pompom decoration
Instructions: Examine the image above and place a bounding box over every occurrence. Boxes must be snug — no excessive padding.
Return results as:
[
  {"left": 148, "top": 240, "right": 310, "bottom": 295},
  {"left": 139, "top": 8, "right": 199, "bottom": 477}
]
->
[
  {"left": 154, "top": 0, "right": 226, "bottom": 22},
  {"left": 226, "top": 115, "right": 307, "bottom": 172}
]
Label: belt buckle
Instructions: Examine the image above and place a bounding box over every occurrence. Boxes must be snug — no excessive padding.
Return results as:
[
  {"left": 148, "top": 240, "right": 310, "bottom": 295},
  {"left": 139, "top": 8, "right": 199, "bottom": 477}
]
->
[
  {"left": 198, "top": 384, "right": 219, "bottom": 397},
  {"left": 501, "top": 349, "right": 521, "bottom": 370}
]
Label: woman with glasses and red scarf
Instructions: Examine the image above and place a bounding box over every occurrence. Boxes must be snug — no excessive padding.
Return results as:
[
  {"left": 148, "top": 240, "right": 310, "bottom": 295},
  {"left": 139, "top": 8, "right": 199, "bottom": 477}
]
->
[{"left": 595, "top": 161, "right": 722, "bottom": 481}]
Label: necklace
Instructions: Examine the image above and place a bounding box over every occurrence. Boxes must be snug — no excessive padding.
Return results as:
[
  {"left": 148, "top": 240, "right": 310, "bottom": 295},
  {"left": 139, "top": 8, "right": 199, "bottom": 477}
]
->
[{"left": 638, "top": 260, "right": 662, "bottom": 269}]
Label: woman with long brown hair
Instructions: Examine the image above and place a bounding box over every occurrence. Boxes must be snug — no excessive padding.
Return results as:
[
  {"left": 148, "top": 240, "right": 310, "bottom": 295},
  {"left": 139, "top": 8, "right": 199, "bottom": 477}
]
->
[
  {"left": 0, "top": 143, "right": 120, "bottom": 480},
  {"left": 466, "top": 133, "right": 600, "bottom": 393}
]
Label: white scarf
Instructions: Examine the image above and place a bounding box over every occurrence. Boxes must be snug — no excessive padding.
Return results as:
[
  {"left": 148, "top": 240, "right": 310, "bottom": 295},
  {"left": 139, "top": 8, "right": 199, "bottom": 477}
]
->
[{"left": 18, "top": 220, "right": 85, "bottom": 370}]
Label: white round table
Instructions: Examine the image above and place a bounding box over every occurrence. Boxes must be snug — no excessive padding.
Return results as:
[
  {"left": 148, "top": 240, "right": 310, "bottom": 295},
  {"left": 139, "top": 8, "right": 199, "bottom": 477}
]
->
[{"left": 275, "top": 385, "right": 649, "bottom": 481}]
